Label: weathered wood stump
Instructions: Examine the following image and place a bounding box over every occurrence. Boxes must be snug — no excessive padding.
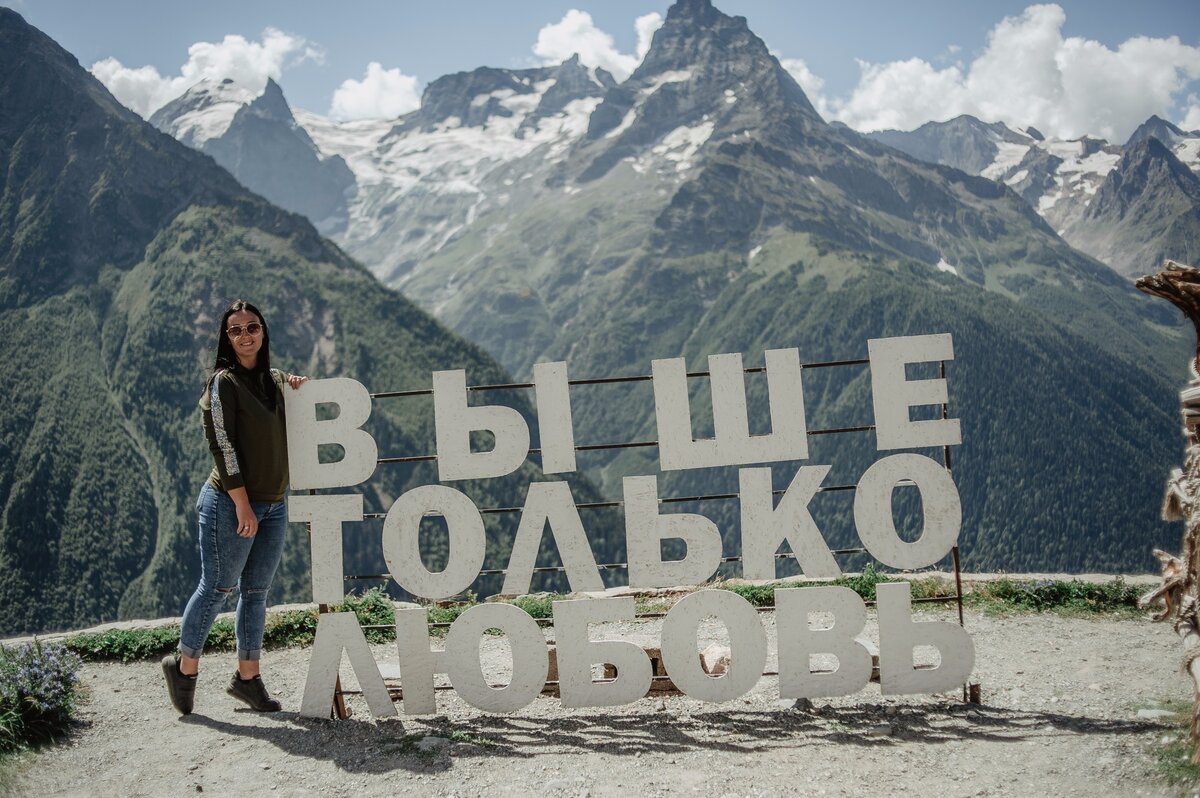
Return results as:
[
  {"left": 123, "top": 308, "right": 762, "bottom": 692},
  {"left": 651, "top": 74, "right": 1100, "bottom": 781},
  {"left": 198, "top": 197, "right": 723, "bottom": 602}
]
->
[{"left": 1136, "top": 259, "right": 1200, "bottom": 762}]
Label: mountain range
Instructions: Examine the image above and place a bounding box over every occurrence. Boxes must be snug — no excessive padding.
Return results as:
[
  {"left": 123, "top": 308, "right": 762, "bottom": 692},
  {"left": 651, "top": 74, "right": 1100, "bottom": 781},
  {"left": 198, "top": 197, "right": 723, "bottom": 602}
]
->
[
  {"left": 145, "top": 0, "right": 1187, "bottom": 579},
  {"left": 865, "top": 114, "right": 1200, "bottom": 278},
  {"left": 1, "top": 0, "right": 1193, "bottom": 634}
]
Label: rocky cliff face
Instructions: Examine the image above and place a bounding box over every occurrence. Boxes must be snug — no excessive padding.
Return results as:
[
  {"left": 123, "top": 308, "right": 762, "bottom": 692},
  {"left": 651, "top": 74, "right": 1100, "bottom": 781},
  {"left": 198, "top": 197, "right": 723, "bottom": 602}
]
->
[
  {"left": 1063, "top": 138, "right": 1200, "bottom": 276},
  {"left": 151, "top": 78, "right": 355, "bottom": 235}
]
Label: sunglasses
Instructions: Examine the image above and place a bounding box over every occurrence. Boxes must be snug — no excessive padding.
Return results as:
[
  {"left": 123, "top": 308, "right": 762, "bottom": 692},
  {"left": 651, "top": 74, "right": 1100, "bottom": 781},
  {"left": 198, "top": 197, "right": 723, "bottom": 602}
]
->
[{"left": 226, "top": 322, "right": 263, "bottom": 338}]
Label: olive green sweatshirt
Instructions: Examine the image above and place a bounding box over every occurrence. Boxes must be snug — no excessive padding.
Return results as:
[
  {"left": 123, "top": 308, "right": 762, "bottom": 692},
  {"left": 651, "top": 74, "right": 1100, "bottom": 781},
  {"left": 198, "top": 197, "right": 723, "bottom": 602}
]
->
[{"left": 200, "top": 365, "right": 290, "bottom": 502}]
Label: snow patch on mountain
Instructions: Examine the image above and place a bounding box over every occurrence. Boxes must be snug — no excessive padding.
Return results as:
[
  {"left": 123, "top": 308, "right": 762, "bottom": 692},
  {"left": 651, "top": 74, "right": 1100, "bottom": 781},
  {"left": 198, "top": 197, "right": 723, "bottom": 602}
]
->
[
  {"left": 936, "top": 258, "right": 959, "bottom": 277},
  {"left": 295, "top": 78, "right": 604, "bottom": 282},
  {"left": 652, "top": 120, "right": 715, "bottom": 172},
  {"left": 1177, "top": 139, "right": 1200, "bottom": 170},
  {"left": 641, "top": 70, "right": 693, "bottom": 97},
  {"left": 981, "top": 141, "right": 1031, "bottom": 180},
  {"left": 154, "top": 79, "right": 256, "bottom": 147}
]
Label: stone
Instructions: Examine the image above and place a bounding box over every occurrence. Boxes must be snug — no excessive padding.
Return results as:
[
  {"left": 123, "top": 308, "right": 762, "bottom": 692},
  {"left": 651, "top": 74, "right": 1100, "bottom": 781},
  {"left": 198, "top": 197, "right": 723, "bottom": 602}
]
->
[
  {"left": 1137, "top": 708, "right": 1174, "bottom": 720},
  {"left": 417, "top": 736, "right": 451, "bottom": 753},
  {"left": 700, "top": 643, "right": 731, "bottom": 675}
]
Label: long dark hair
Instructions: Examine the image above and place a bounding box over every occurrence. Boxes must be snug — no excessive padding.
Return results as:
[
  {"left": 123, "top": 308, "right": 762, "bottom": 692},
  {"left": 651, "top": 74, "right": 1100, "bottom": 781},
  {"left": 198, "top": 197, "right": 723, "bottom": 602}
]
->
[{"left": 206, "top": 299, "right": 278, "bottom": 408}]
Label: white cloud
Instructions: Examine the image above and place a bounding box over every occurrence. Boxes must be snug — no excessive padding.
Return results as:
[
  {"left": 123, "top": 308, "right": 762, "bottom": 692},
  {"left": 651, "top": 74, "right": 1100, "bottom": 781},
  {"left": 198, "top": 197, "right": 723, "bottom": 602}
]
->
[
  {"left": 1183, "top": 96, "right": 1200, "bottom": 131},
  {"left": 778, "top": 56, "right": 833, "bottom": 120},
  {"left": 533, "top": 9, "right": 664, "bottom": 81},
  {"left": 635, "top": 12, "right": 664, "bottom": 62},
  {"left": 792, "top": 3, "right": 1200, "bottom": 142},
  {"left": 329, "top": 62, "right": 421, "bottom": 121},
  {"left": 91, "top": 28, "right": 318, "bottom": 118}
]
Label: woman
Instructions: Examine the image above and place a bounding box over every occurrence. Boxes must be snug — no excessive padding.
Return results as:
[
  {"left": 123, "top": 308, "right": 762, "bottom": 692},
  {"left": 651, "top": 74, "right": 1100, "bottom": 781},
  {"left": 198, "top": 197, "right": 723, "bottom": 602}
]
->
[{"left": 162, "top": 300, "right": 307, "bottom": 715}]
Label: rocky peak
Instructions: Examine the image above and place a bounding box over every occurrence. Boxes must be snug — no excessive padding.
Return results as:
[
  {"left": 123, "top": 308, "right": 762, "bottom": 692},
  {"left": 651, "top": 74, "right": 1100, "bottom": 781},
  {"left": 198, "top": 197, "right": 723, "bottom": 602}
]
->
[
  {"left": 526, "top": 55, "right": 612, "bottom": 122},
  {"left": 148, "top": 77, "right": 257, "bottom": 146},
  {"left": 411, "top": 66, "right": 548, "bottom": 130},
  {"left": 1126, "top": 114, "right": 1188, "bottom": 148},
  {"left": 242, "top": 78, "right": 294, "bottom": 124},
  {"left": 1087, "top": 136, "right": 1200, "bottom": 219},
  {"left": 580, "top": 0, "right": 820, "bottom": 175},
  {"left": 867, "top": 114, "right": 1032, "bottom": 175}
]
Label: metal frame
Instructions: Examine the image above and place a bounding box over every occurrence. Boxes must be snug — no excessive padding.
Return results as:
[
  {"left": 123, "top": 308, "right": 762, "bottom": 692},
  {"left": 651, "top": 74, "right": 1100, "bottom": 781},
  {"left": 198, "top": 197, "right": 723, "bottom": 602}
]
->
[{"left": 305, "top": 354, "right": 967, "bottom": 717}]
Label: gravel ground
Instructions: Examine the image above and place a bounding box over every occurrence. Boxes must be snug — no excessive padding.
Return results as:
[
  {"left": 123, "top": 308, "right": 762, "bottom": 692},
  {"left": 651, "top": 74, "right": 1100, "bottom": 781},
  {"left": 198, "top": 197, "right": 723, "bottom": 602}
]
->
[{"left": 7, "top": 605, "right": 1196, "bottom": 798}]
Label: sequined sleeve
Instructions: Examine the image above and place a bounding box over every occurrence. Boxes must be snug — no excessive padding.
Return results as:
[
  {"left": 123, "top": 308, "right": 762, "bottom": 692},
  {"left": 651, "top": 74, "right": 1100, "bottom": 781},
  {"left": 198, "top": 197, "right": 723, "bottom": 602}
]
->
[{"left": 202, "top": 371, "right": 245, "bottom": 491}]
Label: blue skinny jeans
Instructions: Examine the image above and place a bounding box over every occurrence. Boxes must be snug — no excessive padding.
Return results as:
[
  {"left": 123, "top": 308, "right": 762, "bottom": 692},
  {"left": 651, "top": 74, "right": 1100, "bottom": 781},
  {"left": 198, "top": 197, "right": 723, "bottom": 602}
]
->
[{"left": 179, "top": 482, "right": 287, "bottom": 661}]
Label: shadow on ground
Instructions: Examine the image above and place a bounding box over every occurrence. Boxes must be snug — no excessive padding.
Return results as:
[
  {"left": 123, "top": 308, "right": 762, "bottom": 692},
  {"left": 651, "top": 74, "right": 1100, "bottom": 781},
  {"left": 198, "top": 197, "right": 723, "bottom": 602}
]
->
[{"left": 178, "top": 701, "right": 1163, "bottom": 776}]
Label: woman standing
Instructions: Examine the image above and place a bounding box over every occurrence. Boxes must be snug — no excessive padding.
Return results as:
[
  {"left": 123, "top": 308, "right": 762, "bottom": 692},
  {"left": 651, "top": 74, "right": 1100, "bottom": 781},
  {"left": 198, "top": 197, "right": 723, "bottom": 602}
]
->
[{"left": 162, "top": 300, "right": 307, "bottom": 715}]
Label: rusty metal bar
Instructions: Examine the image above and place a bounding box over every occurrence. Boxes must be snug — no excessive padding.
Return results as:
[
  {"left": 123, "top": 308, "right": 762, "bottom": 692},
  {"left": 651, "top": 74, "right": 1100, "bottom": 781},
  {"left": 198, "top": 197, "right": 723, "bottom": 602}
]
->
[
  {"left": 352, "top": 592, "right": 960, "bottom": 631},
  {"left": 367, "top": 356, "right": 873, "bottom": 399},
  {"left": 341, "top": 548, "right": 872, "bottom": 582},
  {"left": 372, "top": 422, "right": 875, "bottom": 467},
  {"left": 358, "top": 482, "right": 865, "bottom": 520},
  {"left": 310, "top": 485, "right": 352, "bottom": 721},
  {"left": 938, "top": 359, "right": 970, "bottom": 703}
]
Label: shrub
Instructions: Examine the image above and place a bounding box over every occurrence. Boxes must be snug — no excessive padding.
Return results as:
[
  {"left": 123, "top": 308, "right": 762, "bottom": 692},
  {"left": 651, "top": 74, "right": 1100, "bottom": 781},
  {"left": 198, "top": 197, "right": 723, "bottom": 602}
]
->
[
  {"left": 968, "top": 577, "right": 1141, "bottom": 615},
  {"left": 0, "top": 641, "right": 83, "bottom": 752}
]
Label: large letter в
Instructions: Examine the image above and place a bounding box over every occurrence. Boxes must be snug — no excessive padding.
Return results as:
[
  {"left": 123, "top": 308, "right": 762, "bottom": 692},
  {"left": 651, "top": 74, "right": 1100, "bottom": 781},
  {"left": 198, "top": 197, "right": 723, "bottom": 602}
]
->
[
  {"left": 624, "top": 475, "right": 722, "bottom": 589},
  {"left": 775, "top": 586, "right": 872, "bottom": 699},
  {"left": 877, "top": 582, "right": 974, "bottom": 695},
  {"left": 867, "top": 334, "right": 961, "bottom": 451},
  {"left": 660, "top": 590, "right": 767, "bottom": 702},
  {"left": 853, "top": 453, "right": 961, "bottom": 570},
  {"left": 301, "top": 612, "right": 395, "bottom": 718},
  {"left": 288, "top": 493, "right": 362, "bottom": 605},
  {"left": 740, "top": 466, "right": 839, "bottom": 580},
  {"left": 434, "top": 369, "right": 530, "bottom": 481},
  {"left": 652, "top": 349, "right": 808, "bottom": 471},
  {"left": 553, "top": 597, "right": 652, "bottom": 707},
  {"left": 285, "top": 378, "right": 378, "bottom": 489},
  {"left": 382, "top": 485, "right": 486, "bottom": 600}
]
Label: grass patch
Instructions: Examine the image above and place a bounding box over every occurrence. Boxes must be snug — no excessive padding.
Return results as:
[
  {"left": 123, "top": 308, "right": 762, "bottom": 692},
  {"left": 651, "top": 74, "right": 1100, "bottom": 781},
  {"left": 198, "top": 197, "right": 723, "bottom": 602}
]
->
[
  {"left": 719, "top": 564, "right": 947, "bottom": 605},
  {"left": 634, "top": 599, "right": 673, "bottom": 615},
  {"left": 963, "top": 578, "right": 1142, "bottom": 617},
  {"left": 1149, "top": 700, "right": 1200, "bottom": 790}
]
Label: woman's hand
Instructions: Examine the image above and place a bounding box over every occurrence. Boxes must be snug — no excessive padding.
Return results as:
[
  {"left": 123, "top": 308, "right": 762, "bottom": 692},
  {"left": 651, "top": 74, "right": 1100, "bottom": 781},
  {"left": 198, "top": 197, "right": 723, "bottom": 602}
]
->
[
  {"left": 287, "top": 374, "right": 309, "bottom": 390},
  {"left": 229, "top": 488, "right": 258, "bottom": 537}
]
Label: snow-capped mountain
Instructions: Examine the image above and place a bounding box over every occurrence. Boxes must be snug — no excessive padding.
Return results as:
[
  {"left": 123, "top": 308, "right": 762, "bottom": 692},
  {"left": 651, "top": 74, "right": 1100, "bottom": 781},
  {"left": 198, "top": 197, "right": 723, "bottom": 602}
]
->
[
  {"left": 150, "top": 78, "right": 355, "bottom": 234},
  {"left": 148, "top": 77, "right": 254, "bottom": 147},
  {"left": 295, "top": 54, "right": 613, "bottom": 284},
  {"left": 1062, "top": 136, "right": 1200, "bottom": 277},
  {"left": 867, "top": 114, "right": 1200, "bottom": 277}
]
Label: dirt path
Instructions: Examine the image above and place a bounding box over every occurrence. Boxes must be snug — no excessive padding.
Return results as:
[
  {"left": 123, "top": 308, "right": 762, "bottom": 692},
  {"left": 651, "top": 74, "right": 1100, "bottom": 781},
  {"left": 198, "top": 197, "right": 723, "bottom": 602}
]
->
[{"left": 7, "top": 606, "right": 1194, "bottom": 797}]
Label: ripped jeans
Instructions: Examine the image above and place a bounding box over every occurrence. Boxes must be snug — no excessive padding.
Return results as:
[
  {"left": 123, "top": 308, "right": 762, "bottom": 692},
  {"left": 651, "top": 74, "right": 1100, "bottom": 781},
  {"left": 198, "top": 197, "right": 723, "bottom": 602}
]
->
[{"left": 179, "top": 482, "right": 287, "bottom": 661}]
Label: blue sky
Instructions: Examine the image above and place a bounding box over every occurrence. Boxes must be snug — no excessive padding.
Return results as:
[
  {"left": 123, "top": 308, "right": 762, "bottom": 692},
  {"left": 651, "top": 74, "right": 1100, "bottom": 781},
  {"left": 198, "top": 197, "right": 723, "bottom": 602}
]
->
[{"left": 5, "top": 0, "right": 1200, "bottom": 140}]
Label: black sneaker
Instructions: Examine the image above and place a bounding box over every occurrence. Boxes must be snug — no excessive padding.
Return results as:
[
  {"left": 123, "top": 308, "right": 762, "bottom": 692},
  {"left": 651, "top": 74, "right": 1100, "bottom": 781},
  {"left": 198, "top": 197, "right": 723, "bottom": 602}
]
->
[
  {"left": 161, "top": 654, "right": 197, "bottom": 715},
  {"left": 227, "top": 672, "right": 282, "bottom": 712}
]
